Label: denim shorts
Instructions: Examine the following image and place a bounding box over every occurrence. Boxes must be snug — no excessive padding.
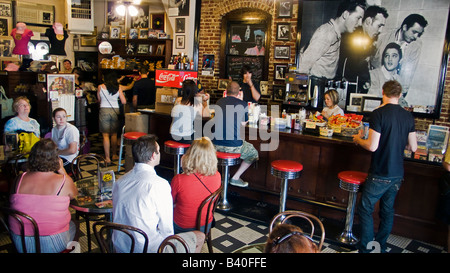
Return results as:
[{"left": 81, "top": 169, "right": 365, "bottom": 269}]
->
[
  {"left": 214, "top": 141, "right": 259, "bottom": 164},
  {"left": 99, "top": 108, "right": 119, "bottom": 134}
]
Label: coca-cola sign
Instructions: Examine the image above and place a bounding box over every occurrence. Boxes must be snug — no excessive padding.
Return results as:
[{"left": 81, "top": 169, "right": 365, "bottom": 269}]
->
[{"left": 156, "top": 69, "right": 198, "bottom": 88}]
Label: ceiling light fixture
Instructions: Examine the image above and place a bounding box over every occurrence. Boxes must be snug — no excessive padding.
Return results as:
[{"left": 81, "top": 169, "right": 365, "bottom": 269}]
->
[{"left": 115, "top": 1, "right": 141, "bottom": 17}]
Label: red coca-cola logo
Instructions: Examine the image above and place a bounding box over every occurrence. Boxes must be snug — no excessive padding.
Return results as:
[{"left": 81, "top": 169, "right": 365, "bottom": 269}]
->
[{"left": 157, "top": 73, "right": 179, "bottom": 83}]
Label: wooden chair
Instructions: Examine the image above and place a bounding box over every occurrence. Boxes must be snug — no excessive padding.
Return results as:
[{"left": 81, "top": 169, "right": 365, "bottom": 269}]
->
[
  {"left": 0, "top": 207, "right": 77, "bottom": 253},
  {"left": 158, "top": 234, "right": 190, "bottom": 253},
  {"left": 71, "top": 153, "right": 107, "bottom": 181},
  {"left": 93, "top": 221, "right": 149, "bottom": 253},
  {"left": 269, "top": 210, "right": 326, "bottom": 251},
  {"left": 196, "top": 185, "right": 223, "bottom": 253},
  {"left": 71, "top": 153, "right": 109, "bottom": 252}
]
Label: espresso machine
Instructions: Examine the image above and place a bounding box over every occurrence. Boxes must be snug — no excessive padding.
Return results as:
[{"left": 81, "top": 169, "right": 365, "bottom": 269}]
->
[{"left": 284, "top": 73, "right": 309, "bottom": 106}]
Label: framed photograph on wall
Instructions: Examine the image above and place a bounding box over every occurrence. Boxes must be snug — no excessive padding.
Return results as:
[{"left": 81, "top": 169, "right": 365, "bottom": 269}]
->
[
  {"left": 274, "top": 64, "right": 288, "bottom": 81},
  {"left": 176, "top": 17, "right": 185, "bottom": 33},
  {"left": 176, "top": 35, "right": 185, "bottom": 49},
  {"left": 260, "top": 81, "right": 269, "bottom": 95},
  {"left": 218, "top": 79, "right": 231, "bottom": 90},
  {"left": 277, "top": 0, "right": 293, "bottom": 18},
  {"left": 361, "top": 97, "right": 382, "bottom": 112},
  {"left": 137, "top": 44, "right": 149, "bottom": 54},
  {"left": 156, "top": 44, "right": 165, "bottom": 55},
  {"left": 131, "top": 5, "right": 149, "bottom": 28},
  {"left": 0, "top": 18, "right": 10, "bottom": 37},
  {"left": 274, "top": 45, "right": 290, "bottom": 59},
  {"left": 0, "top": 39, "right": 12, "bottom": 57},
  {"left": 151, "top": 13, "right": 166, "bottom": 32},
  {"left": 138, "top": 28, "right": 149, "bottom": 39},
  {"left": 47, "top": 74, "right": 75, "bottom": 95},
  {"left": 298, "top": 0, "right": 449, "bottom": 118},
  {"left": 107, "top": 1, "right": 125, "bottom": 26},
  {"left": 276, "top": 23, "right": 290, "bottom": 41},
  {"left": 110, "top": 26, "right": 121, "bottom": 39},
  {"left": 129, "top": 28, "right": 138, "bottom": 39},
  {"left": 273, "top": 85, "right": 286, "bottom": 101}
]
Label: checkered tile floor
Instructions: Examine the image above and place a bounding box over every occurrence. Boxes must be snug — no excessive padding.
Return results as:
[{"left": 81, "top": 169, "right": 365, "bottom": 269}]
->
[{"left": 0, "top": 133, "right": 447, "bottom": 253}]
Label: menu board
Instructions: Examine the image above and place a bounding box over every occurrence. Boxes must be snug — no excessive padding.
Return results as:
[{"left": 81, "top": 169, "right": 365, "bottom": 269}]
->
[{"left": 226, "top": 55, "right": 264, "bottom": 82}]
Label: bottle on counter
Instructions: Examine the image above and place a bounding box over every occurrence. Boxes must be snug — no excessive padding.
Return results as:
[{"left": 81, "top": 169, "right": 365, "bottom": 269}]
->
[
  {"left": 282, "top": 109, "right": 287, "bottom": 119},
  {"left": 286, "top": 114, "right": 292, "bottom": 128}
]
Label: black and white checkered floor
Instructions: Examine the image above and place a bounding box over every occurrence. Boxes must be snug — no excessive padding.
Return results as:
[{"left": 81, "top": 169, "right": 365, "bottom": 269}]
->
[{"left": 0, "top": 133, "right": 447, "bottom": 254}]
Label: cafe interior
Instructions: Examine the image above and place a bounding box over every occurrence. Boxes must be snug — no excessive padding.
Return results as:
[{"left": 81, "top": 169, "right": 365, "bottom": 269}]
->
[{"left": 0, "top": 0, "right": 449, "bottom": 255}]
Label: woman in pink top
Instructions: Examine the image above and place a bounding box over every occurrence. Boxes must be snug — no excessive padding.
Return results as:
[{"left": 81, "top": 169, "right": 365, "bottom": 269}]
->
[
  {"left": 171, "top": 137, "right": 221, "bottom": 233},
  {"left": 9, "top": 138, "right": 78, "bottom": 253}
]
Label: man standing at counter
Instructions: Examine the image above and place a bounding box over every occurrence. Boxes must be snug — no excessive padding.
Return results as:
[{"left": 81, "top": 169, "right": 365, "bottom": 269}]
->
[
  {"left": 353, "top": 80, "right": 417, "bottom": 253},
  {"left": 212, "top": 81, "right": 259, "bottom": 187}
]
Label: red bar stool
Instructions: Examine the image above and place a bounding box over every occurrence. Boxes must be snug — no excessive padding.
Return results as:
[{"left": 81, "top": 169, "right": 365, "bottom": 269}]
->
[
  {"left": 271, "top": 160, "right": 303, "bottom": 218},
  {"left": 216, "top": 151, "right": 241, "bottom": 211},
  {"left": 164, "top": 140, "right": 191, "bottom": 176},
  {"left": 118, "top": 126, "right": 147, "bottom": 172},
  {"left": 336, "top": 170, "right": 368, "bottom": 245}
]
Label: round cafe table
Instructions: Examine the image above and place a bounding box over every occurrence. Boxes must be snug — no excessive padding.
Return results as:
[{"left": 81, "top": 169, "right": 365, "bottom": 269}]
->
[
  {"left": 70, "top": 176, "right": 113, "bottom": 252},
  {"left": 70, "top": 176, "right": 113, "bottom": 217}
]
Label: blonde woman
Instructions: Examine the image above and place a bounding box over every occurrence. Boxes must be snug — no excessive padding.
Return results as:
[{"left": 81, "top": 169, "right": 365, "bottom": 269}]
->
[
  {"left": 4, "top": 96, "right": 40, "bottom": 137},
  {"left": 170, "top": 137, "right": 221, "bottom": 233}
]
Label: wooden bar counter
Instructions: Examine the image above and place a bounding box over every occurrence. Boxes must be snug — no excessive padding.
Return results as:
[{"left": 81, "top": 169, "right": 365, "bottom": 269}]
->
[{"left": 142, "top": 110, "right": 447, "bottom": 246}]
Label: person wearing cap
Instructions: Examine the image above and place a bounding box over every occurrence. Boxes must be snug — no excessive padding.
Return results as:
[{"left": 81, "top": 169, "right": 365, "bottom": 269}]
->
[
  {"left": 45, "top": 23, "right": 68, "bottom": 56},
  {"left": 10, "top": 22, "right": 33, "bottom": 55},
  {"left": 244, "top": 30, "right": 265, "bottom": 56}
]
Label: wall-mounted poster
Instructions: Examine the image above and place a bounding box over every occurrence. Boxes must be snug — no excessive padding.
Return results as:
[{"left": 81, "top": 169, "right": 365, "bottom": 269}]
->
[
  {"left": 229, "top": 24, "right": 266, "bottom": 56},
  {"left": 202, "top": 54, "right": 214, "bottom": 76},
  {"left": 131, "top": 5, "right": 149, "bottom": 28},
  {"left": 107, "top": 1, "right": 125, "bottom": 26},
  {"left": 297, "top": 0, "right": 449, "bottom": 118},
  {"left": 169, "top": 0, "right": 190, "bottom": 17}
]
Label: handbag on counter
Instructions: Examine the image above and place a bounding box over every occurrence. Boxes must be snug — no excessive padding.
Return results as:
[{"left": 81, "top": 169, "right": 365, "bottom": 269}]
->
[
  {"left": 1, "top": 86, "right": 14, "bottom": 118},
  {"left": 18, "top": 131, "right": 40, "bottom": 154}
]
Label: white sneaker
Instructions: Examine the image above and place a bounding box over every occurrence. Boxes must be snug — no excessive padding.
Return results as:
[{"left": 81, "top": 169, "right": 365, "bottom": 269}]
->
[{"left": 230, "top": 178, "right": 249, "bottom": 187}]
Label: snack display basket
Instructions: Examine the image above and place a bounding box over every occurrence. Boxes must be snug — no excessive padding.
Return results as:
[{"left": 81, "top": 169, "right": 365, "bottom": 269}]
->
[{"left": 327, "top": 114, "right": 363, "bottom": 138}]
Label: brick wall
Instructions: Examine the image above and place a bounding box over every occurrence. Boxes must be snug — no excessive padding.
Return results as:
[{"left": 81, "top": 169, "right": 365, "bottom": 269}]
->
[{"left": 197, "top": 0, "right": 450, "bottom": 129}]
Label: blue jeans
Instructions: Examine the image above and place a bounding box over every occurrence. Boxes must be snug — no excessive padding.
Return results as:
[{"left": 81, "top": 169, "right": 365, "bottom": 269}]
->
[{"left": 357, "top": 175, "right": 403, "bottom": 253}]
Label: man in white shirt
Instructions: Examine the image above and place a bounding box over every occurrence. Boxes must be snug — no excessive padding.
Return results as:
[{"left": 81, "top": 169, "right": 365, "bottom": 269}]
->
[{"left": 112, "top": 134, "right": 205, "bottom": 253}]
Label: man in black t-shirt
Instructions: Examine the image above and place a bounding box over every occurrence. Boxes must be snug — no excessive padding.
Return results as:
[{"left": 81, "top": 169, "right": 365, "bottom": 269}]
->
[
  {"left": 353, "top": 80, "right": 417, "bottom": 253},
  {"left": 238, "top": 65, "right": 261, "bottom": 103},
  {"left": 132, "top": 67, "right": 156, "bottom": 110},
  {"left": 212, "top": 81, "right": 258, "bottom": 187}
]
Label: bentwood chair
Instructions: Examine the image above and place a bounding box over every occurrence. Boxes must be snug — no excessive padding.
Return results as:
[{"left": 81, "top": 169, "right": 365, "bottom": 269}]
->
[
  {"left": 93, "top": 221, "right": 149, "bottom": 253},
  {"left": 71, "top": 153, "right": 109, "bottom": 252},
  {"left": 0, "top": 207, "right": 77, "bottom": 253},
  {"left": 196, "top": 185, "right": 223, "bottom": 253},
  {"left": 71, "top": 153, "right": 107, "bottom": 181},
  {"left": 158, "top": 234, "right": 190, "bottom": 253},
  {"left": 269, "top": 210, "right": 326, "bottom": 251}
]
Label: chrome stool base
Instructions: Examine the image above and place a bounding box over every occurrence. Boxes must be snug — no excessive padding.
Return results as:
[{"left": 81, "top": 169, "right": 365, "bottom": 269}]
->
[
  {"left": 337, "top": 180, "right": 361, "bottom": 245},
  {"left": 216, "top": 156, "right": 241, "bottom": 212}
]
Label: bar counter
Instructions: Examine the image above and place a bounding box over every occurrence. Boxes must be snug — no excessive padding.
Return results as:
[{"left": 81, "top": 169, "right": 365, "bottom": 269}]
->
[{"left": 142, "top": 110, "right": 447, "bottom": 246}]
